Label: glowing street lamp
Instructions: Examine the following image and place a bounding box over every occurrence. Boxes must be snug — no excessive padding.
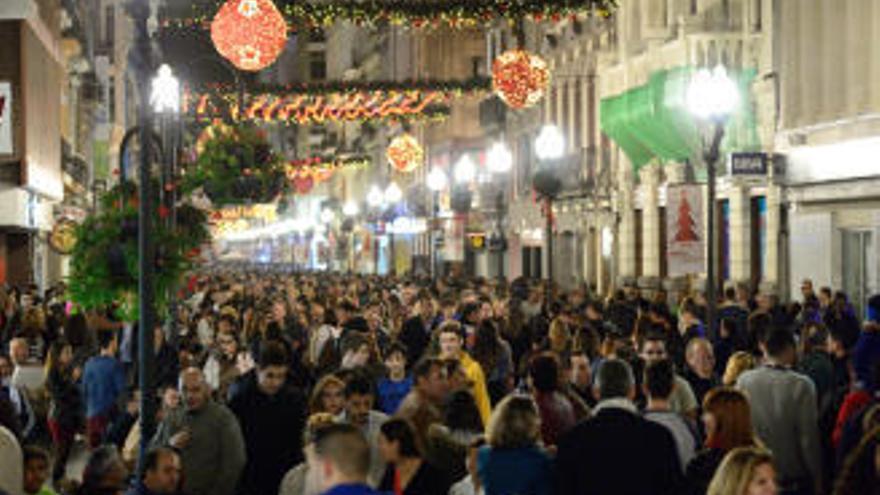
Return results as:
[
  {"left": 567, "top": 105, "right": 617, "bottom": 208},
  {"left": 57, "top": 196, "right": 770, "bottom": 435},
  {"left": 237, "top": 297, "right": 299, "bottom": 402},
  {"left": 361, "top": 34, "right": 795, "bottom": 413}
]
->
[
  {"left": 454, "top": 154, "right": 476, "bottom": 184},
  {"left": 343, "top": 200, "right": 359, "bottom": 217},
  {"left": 384, "top": 182, "right": 403, "bottom": 204},
  {"left": 487, "top": 141, "right": 513, "bottom": 174},
  {"left": 150, "top": 64, "right": 180, "bottom": 114},
  {"left": 535, "top": 124, "right": 565, "bottom": 161},
  {"left": 687, "top": 64, "right": 739, "bottom": 342},
  {"left": 367, "top": 185, "right": 384, "bottom": 208}
]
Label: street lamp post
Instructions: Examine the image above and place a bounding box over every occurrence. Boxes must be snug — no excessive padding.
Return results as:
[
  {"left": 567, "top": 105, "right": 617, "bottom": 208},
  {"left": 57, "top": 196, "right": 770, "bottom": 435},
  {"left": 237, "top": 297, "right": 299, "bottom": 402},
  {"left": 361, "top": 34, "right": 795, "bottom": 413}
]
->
[
  {"left": 367, "top": 185, "right": 383, "bottom": 274},
  {"left": 426, "top": 167, "right": 448, "bottom": 278},
  {"left": 534, "top": 125, "right": 565, "bottom": 299},
  {"left": 687, "top": 65, "right": 739, "bottom": 341},
  {"left": 488, "top": 141, "right": 513, "bottom": 279},
  {"left": 384, "top": 182, "right": 402, "bottom": 275}
]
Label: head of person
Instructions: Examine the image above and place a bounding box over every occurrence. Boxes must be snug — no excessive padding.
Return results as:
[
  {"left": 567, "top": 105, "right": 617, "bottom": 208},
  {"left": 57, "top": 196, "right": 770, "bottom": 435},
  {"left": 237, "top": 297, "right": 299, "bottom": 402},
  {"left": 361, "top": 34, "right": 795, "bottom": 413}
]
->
[
  {"left": 461, "top": 302, "right": 482, "bottom": 326},
  {"left": 638, "top": 332, "right": 668, "bottom": 365},
  {"left": 179, "top": 367, "right": 211, "bottom": 412},
  {"left": 141, "top": 447, "right": 181, "bottom": 494},
  {"left": 22, "top": 446, "right": 51, "bottom": 495},
  {"left": 309, "top": 423, "right": 372, "bottom": 491},
  {"left": 722, "top": 352, "right": 756, "bottom": 386},
  {"left": 97, "top": 329, "right": 118, "bottom": 356},
  {"left": 568, "top": 349, "right": 592, "bottom": 390},
  {"left": 418, "top": 297, "right": 435, "bottom": 320},
  {"left": 818, "top": 287, "right": 833, "bottom": 308},
  {"left": 256, "top": 340, "right": 289, "bottom": 396},
  {"left": 799, "top": 322, "right": 828, "bottom": 356},
  {"left": 383, "top": 342, "right": 407, "bottom": 378},
  {"left": 81, "top": 445, "right": 128, "bottom": 495},
  {"left": 643, "top": 359, "right": 675, "bottom": 401},
  {"left": 340, "top": 332, "right": 371, "bottom": 369},
  {"left": 593, "top": 358, "right": 636, "bottom": 402},
  {"left": 343, "top": 373, "right": 374, "bottom": 427},
  {"left": 216, "top": 328, "right": 239, "bottom": 359},
  {"left": 437, "top": 320, "right": 465, "bottom": 359},
  {"left": 44, "top": 338, "right": 73, "bottom": 375},
  {"left": 336, "top": 299, "right": 358, "bottom": 324},
  {"left": 443, "top": 389, "right": 483, "bottom": 434},
  {"left": 687, "top": 337, "right": 716, "bottom": 378},
  {"left": 800, "top": 279, "right": 814, "bottom": 300},
  {"left": 310, "top": 374, "right": 346, "bottom": 415},
  {"left": 411, "top": 357, "right": 448, "bottom": 405},
  {"left": 707, "top": 447, "right": 777, "bottom": 495},
  {"left": 271, "top": 300, "right": 287, "bottom": 322},
  {"left": 548, "top": 318, "right": 571, "bottom": 354},
  {"left": 443, "top": 358, "right": 470, "bottom": 392},
  {"left": 377, "top": 418, "right": 421, "bottom": 464},
  {"left": 9, "top": 337, "right": 29, "bottom": 365},
  {"left": 703, "top": 388, "right": 757, "bottom": 451},
  {"left": 528, "top": 352, "right": 561, "bottom": 394},
  {"left": 763, "top": 328, "right": 796, "bottom": 366},
  {"left": 486, "top": 394, "right": 541, "bottom": 449}
]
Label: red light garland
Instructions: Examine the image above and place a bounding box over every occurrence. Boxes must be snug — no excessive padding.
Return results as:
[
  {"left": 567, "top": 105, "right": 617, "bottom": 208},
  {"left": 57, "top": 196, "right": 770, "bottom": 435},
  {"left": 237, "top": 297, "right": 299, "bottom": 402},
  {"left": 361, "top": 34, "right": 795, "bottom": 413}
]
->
[
  {"left": 492, "top": 50, "right": 551, "bottom": 110},
  {"left": 386, "top": 134, "right": 424, "bottom": 173},
  {"left": 210, "top": 0, "right": 288, "bottom": 72}
]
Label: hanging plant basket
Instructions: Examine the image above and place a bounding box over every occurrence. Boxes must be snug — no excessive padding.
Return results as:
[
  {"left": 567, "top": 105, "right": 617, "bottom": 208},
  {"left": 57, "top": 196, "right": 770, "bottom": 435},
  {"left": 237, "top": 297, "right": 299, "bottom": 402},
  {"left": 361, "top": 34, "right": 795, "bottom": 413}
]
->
[
  {"left": 67, "top": 183, "right": 210, "bottom": 321},
  {"left": 183, "top": 123, "right": 287, "bottom": 207}
]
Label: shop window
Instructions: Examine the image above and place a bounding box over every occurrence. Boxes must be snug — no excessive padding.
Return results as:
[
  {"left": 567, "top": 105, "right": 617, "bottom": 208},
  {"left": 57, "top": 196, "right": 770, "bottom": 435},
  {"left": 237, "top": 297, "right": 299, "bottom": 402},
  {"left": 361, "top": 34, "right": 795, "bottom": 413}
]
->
[{"left": 750, "top": 196, "right": 767, "bottom": 285}]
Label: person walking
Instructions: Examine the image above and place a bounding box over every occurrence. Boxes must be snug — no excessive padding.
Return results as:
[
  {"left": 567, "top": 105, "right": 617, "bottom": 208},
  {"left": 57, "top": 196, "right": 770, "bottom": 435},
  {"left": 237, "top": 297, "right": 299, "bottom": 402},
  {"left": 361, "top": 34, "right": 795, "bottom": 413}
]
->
[
  {"left": 736, "top": 328, "right": 823, "bottom": 495},
  {"left": 228, "top": 341, "right": 307, "bottom": 495},
  {"left": 308, "top": 424, "right": 383, "bottom": 495},
  {"left": 555, "top": 358, "right": 682, "bottom": 495},
  {"left": 377, "top": 418, "right": 451, "bottom": 495},
  {"left": 151, "top": 368, "right": 246, "bottom": 495},
  {"left": 44, "top": 339, "right": 83, "bottom": 483},
  {"left": 82, "top": 329, "right": 126, "bottom": 448}
]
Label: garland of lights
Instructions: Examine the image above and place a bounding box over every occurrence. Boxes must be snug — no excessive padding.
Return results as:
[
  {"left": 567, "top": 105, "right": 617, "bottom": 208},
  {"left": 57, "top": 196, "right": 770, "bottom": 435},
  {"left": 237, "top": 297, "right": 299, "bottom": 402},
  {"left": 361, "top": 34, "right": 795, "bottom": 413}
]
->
[
  {"left": 192, "top": 77, "right": 492, "bottom": 96},
  {"left": 186, "top": 89, "right": 456, "bottom": 124},
  {"left": 286, "top": 156, "right": 370, "bottom": 184},
  {"left": 162, "top": 0, "right": 617, "bottom": 31}
]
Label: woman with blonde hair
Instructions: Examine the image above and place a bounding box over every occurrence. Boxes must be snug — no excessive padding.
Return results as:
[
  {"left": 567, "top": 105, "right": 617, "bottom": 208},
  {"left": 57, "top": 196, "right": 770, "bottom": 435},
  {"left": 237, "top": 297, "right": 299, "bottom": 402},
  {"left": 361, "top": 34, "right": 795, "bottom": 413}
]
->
[
  {"left": 722, "top": 351, "right": 756, "bottom": 386},
  {"left": 707, "top": 447, "right": 778, "bottom": 495},
  {"left": 308, "top": 374, "right": 346, "bottom": 415},
  {"left": 476, "top": 395, "right": 552, "bottom": 495},
  {"left": 685, "top": 388, "right": 762, "bottom": 495}
]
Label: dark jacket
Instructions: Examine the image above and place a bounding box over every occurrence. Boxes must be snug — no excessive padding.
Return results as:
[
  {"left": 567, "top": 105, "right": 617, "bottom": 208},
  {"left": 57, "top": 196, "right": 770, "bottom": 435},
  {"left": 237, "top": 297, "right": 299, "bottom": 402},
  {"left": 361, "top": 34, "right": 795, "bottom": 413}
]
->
[
  {"left": 46, "top": 367, "right": 83, "bottom": 429},
  {"left": 555, "top": 402, "right": 683, "bottom": 495},
  {"left": 684, "top": 448, "right": 726, "bottom": 495},
  {"left": 228, "top": 370, "right": 307, "bottom": 495}
]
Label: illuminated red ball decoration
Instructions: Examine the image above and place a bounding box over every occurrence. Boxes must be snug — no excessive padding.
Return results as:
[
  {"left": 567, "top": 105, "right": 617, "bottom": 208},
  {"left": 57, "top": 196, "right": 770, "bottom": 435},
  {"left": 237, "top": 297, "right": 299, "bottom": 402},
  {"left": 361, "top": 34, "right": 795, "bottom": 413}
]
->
[
  {"left": 492, "top": 49, "right": 551, "bottom": 110},
  {"left": 210, "top": 0, "right": 288, "bottom": 72},
  {"left": 386, "top": 134, "right": 424, "bottom": 174}
]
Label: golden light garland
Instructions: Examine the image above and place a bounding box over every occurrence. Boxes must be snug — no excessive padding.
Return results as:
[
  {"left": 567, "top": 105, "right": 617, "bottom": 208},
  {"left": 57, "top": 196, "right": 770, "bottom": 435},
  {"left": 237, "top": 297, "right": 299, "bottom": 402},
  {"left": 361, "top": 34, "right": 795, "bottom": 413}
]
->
[
  {"left": 386, "top": 133, "right": 424, "bottom": 173},
  {"left": 492, "top": 49, "right": 551, "bottom": 109},
  {"left": 186, "top": 90, "right": 450, "bottom": 124},
  {"left": 210, "top": 0, "right": 288, "bottom": 72}
]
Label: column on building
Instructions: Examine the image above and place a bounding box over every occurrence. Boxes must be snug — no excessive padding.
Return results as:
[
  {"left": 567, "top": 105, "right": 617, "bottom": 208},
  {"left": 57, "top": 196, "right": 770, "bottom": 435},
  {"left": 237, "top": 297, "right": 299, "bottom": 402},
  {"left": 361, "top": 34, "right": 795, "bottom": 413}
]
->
[
  {"left": 566, "top": 79, "right": 577, "bottom": 154},
  {"left": 616, "top": 156, "right": 637, "bottom": 282},
  {"left": 765, "top": 181, "right": 782, "bottom": 288},
  {"left": 728, "top": 183, "right": 752, "bottom": 284},
  {"left": 639, "top": 163, "right": 662, "bottom": 282}
]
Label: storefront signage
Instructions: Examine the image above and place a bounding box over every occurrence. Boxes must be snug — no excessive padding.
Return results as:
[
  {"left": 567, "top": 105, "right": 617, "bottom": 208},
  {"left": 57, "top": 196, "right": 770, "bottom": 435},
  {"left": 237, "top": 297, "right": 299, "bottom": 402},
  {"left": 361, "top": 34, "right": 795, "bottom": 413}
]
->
[
  {"left": 210, "top": 204, "right": 278, "bottom": 222},
  {"left": 729, "top": 152, "right": 784, "bottom": 177},
  {"left": 0, "top": 82, "right": 12, "bottom": 155}
]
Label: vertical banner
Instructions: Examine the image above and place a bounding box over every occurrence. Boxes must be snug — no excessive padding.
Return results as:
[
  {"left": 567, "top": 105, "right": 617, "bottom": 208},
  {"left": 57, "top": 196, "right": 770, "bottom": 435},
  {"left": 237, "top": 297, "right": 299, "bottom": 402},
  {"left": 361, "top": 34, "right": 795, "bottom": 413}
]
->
[
  {"left": 666, "top": 184, "right": 705, "bottom": 276},
  {"left": 0, "top": 82, "right": 12, "bottom": 155}
]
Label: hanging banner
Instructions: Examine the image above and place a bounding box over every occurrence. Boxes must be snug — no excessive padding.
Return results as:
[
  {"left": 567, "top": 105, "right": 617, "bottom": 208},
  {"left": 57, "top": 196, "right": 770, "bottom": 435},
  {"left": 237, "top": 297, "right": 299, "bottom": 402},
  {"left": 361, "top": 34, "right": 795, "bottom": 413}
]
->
[
  {"left": 0, "top": 82, "right": 12, "bottom": 155},
  {"left": 666, "top": 184, "right": 705, "bottom": 276}
]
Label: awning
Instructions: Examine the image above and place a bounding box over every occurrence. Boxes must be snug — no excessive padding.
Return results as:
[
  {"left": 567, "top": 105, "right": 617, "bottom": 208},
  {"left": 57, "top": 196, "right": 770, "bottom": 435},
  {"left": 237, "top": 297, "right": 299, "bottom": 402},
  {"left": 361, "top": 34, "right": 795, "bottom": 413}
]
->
[{"left": 600, "top": 66, "right": 759, "bottom": 172}]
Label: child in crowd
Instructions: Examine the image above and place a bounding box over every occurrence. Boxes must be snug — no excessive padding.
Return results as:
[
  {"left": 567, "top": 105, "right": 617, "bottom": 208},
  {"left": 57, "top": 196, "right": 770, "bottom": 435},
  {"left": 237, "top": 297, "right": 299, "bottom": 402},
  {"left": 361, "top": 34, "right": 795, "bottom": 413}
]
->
[
  {"left": 377, "top": 342, "right": 412, "bottom": 415},
  {"left": 22, "top": 446, "right": 57, "bottom": 495}
]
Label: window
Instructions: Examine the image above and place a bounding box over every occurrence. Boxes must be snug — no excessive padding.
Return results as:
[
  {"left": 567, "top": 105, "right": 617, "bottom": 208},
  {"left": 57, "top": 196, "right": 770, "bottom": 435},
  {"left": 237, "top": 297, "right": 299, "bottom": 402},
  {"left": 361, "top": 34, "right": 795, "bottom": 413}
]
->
[
  {"left": 750, "top": 196, "right": 767, "bottom": 285},
  {"left": 105, "top": 5, "right": 115, "bottom": 49},
  {"left": 471, "top": 56, "right": 485, "bottom": 78},
  {"left": 753, "top": 0, "right": 762, "bottom": 31},
  {"left": 107, "top": 76, "right": 115, "bottom": 123},
  {"left": 309, "top": 52, "right": 326, "bottom": 80},
  {"left": 690, "top": 0, "right": 698, "bottom": 15}
]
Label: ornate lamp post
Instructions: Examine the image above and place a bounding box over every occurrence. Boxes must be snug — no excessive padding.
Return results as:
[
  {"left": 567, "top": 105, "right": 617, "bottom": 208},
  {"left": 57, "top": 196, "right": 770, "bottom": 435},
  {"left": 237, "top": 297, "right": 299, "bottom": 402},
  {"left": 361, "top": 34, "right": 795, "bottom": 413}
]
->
[
  {"left": 487, "top": 141, "right": 513, "bottom": 279},
  {"left": 687, "top": 65, "right": 739, "bottom": 340},
  {"left": 426, "top": 167, "right": 448, "bottom": 278},
  {"left": 534, "top": 124, "right": 565, "bottom": 294},
  {"left": 384, "top": 182, "right": 402, "bottom": 275}
]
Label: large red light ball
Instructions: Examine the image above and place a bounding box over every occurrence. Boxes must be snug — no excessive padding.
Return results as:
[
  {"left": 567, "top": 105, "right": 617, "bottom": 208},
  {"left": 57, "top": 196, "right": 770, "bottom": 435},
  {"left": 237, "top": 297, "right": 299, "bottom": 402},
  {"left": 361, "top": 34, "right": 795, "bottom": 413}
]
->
[
  {"left": 211, "top": 0, "right": 288, "bottom": 72},
  {"left": 492, "top": 50, "right": 551, "bottom": 110}
]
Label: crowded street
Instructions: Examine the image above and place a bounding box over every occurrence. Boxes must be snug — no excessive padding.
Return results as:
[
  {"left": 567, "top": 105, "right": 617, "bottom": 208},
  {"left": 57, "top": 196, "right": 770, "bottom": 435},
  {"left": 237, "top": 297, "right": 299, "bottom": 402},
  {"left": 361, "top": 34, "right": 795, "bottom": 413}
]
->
[{"left": 1, "top": 1, "right": 880, "bottom": 495}]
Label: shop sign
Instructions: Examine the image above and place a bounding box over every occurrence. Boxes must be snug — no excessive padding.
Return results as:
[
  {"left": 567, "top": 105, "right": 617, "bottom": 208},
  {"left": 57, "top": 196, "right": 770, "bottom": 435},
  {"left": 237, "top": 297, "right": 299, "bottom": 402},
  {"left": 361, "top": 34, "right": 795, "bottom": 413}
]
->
[
  {"left": 729, "top": 152, "right": 784, "bottom": 177},
  {"left": 469, "top": 233, "right": 486, "bottom": 250},
  {"left": 0, "top": 82, "right": 12, "bottom": 155}
]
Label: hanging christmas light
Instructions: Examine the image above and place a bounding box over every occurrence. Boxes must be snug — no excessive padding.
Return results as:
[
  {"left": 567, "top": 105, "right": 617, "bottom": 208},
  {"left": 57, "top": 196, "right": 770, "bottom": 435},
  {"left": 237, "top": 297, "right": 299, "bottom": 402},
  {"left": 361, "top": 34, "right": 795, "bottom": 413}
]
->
[
  {"left": 210, "top": 0, "right": 288, "bottom": 72},
  {"left": 386, "top": 133, "right": 424, "bottom": 173},
  {"left": 492, "top": 49, "right": 551, "bottom": 110}
]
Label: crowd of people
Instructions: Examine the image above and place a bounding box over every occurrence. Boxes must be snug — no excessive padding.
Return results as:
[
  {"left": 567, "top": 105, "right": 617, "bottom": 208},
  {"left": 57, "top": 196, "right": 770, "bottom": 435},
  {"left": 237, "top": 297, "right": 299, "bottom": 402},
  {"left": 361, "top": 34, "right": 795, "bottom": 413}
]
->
[{"left": 0, "top": 272, "right": 879, "bottom": 495}]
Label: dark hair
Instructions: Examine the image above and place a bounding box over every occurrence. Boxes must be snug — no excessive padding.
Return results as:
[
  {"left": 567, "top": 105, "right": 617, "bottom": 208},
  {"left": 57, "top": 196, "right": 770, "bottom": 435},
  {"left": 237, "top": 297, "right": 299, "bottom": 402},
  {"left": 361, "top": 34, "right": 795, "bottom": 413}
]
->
[
  {"left": 341, "top": 332, "right": 369, "bottom": 357},
  {"left": 338, "top": 299, "right": 358, "bottom": 314},
  {"left": 472, "top": 321, "right": 500, "bottom": 376},
  {"left": 64, "top": 313, "right": 90, "bottom": 347},
  {"left": 142, "top": 447, "right": 178, "bottom": 475},
  {"left": 444, "top": 390, "right": 483, "bottom": 433},
  {"left": 595, "top": 359, "right": 634, "bottom": 400},
  {"left": 644, "top": 359, "right": 675, "bottom": 399},
  {"left": 379, "top": 418, "right": 421, "bottom": 458},
  {"left": 528, "top": 352, "right": 560, "bottom": 393},
  {"left": 313, "top": 423, "right": 371, "bottom": 479},
  {"left": 412, "top": 357, "right": 443, "bottom": 382},
  {"left": 724, "top": 287, "right": 737, "bottom": 301},
  {"left": 96, "top": 329, "right": 117, "bottom": 350},
  {"left": 764, "top": 328, "right": 795, "bottom": 358},
  {"left": 344, "top": 372, "right": 374, "bottom": 398},
  {"left": 801, "top": 322, "right": 828, "bottom": 353},
  {"left": 22, "top": 445, "right": 50, "bottom": 465},
  {"left": 638, "top": 330, "right": 667, "bottom": 351},
  {"left": 81, "top": 445, "right": 125, "bottom": 492},
  {"left": 436, "top": 320, "right": 463, "bottom": 339},
  {"left": 257, "top": 340, "right": 289, "bottom": 369},
  {"left": 384, "top": 341, "right": 408, "bottom": 362},
  {"left": 461, "top": 302, "right": 482, "bottom": 323}
]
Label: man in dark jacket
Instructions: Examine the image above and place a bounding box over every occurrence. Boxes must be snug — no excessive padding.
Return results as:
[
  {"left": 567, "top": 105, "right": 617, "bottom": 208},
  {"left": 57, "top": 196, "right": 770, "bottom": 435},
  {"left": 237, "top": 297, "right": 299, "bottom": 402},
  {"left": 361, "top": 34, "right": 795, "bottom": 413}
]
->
[
  {"left": 229, "top": 340, "right": 307, "bottom": 495},
  {"left": 556, "top": 358, "right": 682, "bottom": 495},
  {"left": 399, "top": 296, "right": 434, "bottom": 366}
]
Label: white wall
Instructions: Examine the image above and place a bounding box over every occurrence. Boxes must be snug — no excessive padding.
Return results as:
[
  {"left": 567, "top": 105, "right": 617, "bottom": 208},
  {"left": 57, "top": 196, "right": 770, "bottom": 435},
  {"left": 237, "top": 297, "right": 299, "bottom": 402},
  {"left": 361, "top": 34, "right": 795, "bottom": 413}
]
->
[{"left": 789, "top": 211, "right": 834, "bottom": 292}]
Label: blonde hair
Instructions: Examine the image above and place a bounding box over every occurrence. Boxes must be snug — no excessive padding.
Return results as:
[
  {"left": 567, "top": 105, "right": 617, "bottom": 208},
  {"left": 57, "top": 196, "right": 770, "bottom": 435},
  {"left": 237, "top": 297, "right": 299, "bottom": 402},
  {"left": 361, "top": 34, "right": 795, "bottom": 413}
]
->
[
  {"left": 722, "top": 352, "right": 756, "bottom": 386},
  {"left": 707, "top": 447, "right": 775, "bottom": 495},
  {"left": 309, "top": 374, "right": 346, "bottom": 414},
  {"left": 486, "top": 394, "right": 541, "bottom": 449}
]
